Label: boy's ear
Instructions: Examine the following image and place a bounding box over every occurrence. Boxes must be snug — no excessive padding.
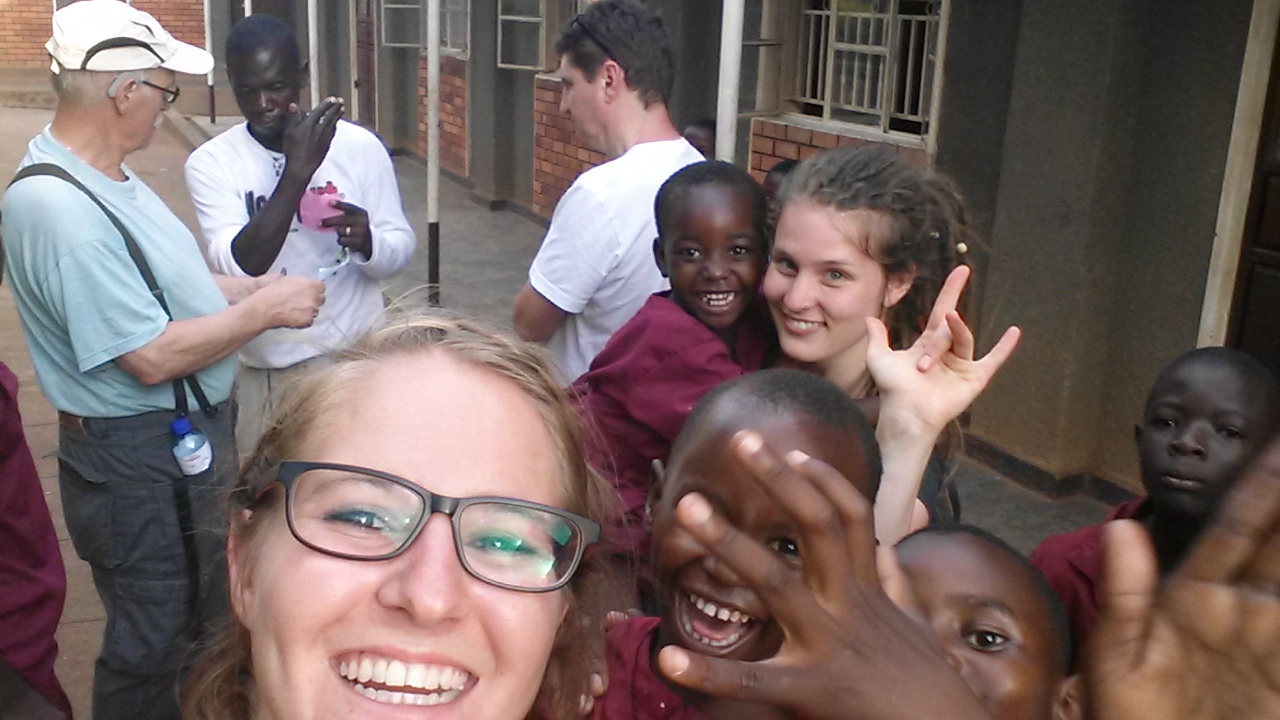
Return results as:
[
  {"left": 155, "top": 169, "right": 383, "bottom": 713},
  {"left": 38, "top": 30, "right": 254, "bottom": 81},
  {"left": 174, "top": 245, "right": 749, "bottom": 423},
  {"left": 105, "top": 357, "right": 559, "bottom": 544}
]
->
[
  {"left": 1133, "top": 423, "right": 1143, "bottom": 447},
  {"left": 644, "top": 458, "right": 666, "bottom": 532},
  {"left": 652, "top": 236, "right": 670, "bottom": 279},
  {"left": 1051, "top": 674, "right": 1083, "bottom": 720},
  {"left": 298, "top": 60, "right": 310, "bottom": 87}
]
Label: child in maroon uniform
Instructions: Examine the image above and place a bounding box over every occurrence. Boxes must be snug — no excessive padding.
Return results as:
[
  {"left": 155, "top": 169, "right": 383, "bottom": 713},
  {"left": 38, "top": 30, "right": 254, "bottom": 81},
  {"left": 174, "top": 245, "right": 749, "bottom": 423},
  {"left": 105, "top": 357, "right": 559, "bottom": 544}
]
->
[
  {"left": 0, "top": 359, "right": 70, "bottom": 718},
  {"left": 1030, "top": 347, "right": 1280, "bottom": 659},
  {"left": 572, "top": 161, "right": 773, "bottom": 575}
]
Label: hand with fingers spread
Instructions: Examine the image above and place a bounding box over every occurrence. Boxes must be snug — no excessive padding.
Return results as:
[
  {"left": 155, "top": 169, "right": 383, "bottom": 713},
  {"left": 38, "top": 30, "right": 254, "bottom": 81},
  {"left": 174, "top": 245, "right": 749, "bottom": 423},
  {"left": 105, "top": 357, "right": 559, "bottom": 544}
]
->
[
  {"left": 656, "top": 430, "right": 992, "bottom": 720},
  {"left": 282, "top": 97, "right": 344, "bottom": 182},
  {"left": 1088, "top": 434, "right": 1280, "bottom": 720},
  {"left": 320, "top": 200, "right": 373, "bottom": 258},
  {"left": 867, "top": 265, "right": 1021, "bottom": 437},
  {"left": 867, "top": 264, "right": 1021, "bottom": 544}
]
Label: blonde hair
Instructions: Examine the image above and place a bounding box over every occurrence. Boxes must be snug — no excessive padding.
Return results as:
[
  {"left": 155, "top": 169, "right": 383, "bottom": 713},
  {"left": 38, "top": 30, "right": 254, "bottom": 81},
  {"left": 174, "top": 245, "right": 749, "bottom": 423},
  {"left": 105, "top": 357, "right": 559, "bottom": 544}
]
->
[{"left": 182, "top": 313, "right": 620, "bottom": 720}]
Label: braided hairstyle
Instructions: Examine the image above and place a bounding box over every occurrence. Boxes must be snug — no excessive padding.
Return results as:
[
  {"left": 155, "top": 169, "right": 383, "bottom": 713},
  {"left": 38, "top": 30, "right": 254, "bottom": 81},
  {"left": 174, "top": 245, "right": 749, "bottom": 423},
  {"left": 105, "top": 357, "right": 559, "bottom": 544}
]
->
[{"left": 776, "top": 146, "right": 975, "bottom": 349}]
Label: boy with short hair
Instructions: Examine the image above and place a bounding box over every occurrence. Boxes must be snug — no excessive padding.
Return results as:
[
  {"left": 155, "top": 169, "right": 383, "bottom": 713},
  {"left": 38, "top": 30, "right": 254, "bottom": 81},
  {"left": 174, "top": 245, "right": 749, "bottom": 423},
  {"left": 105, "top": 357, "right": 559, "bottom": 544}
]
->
[
  {"left": 593, "top": 368, "right": 880, "bottom": 720},
  {"left": 596, "top": 369, "right": 1081, "bottom": 720},
  {"left": 897, "top": 525, "right": 1080, "bottom": 720},
  {"left": 1031, "top": 347, "right": 1280, "bottom": 657}
]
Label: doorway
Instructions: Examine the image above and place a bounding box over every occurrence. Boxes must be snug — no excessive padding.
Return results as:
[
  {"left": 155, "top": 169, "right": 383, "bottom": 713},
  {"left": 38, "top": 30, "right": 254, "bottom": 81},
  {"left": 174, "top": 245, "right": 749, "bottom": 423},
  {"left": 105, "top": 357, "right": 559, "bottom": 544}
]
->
[
  {"left": 355, "top": 0, "right": 379, "bottom": 128},
  {"left": 1230, "top": 37, "right": 1280, "bottom": 381}
]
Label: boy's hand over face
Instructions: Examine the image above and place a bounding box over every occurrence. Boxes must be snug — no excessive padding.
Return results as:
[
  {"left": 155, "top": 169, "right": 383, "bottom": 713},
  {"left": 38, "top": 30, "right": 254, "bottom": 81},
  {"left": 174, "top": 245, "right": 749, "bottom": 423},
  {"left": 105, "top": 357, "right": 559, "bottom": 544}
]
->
[
  {"left": 1090, "top": 433, "right": 1280, "bottom": 720},
  {"left": 656, "top": 431, "right": 992, "bottom": 720}
]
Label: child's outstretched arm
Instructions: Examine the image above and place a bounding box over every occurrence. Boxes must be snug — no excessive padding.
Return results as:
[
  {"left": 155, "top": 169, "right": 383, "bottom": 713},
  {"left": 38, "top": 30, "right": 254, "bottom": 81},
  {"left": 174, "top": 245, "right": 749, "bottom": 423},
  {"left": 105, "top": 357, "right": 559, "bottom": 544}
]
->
[
  {"left": 867, "top": 265, "right": 1021, "bottom": 544},
  {"left": 656, "top": 430, "right": 993, "bottom": 720},
  {"left": 1088, "top": 433, "right": 1280, "bottom": 720}
]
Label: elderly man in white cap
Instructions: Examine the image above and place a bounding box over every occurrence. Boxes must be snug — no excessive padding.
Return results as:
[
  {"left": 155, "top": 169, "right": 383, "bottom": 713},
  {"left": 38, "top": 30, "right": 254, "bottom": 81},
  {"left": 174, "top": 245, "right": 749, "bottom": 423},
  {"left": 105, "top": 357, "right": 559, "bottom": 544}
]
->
[{"left": 0, "top": 2, "right": 325, "bottom": 718}]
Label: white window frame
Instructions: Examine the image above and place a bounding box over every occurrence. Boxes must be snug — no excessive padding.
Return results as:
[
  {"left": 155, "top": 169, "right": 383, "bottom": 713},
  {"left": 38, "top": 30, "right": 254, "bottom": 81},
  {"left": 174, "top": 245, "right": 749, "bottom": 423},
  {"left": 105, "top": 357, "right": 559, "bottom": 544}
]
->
[
  {"left": 382, "top": 0, "right": 422, "bottom": 48},
  {"left": 497, "top": 0, "right": 596, "bottom": 71},
  {"left": 440, "top": 0, "right": 471, "bottom": 57}
]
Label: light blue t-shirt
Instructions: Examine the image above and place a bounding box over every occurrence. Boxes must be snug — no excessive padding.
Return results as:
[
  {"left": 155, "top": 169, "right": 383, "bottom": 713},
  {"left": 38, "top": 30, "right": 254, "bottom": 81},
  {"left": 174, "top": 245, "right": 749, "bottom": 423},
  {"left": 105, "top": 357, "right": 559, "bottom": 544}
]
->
[{"left": 1, "top": 127, "right": 235, "bottom": 417}]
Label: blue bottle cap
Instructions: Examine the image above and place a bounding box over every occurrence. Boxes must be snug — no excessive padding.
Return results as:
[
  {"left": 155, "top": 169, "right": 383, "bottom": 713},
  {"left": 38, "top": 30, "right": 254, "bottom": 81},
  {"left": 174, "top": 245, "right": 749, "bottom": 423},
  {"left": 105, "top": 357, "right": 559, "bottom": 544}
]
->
[{"left": 171, "top": 416, "right": 193, "bottom": 436}]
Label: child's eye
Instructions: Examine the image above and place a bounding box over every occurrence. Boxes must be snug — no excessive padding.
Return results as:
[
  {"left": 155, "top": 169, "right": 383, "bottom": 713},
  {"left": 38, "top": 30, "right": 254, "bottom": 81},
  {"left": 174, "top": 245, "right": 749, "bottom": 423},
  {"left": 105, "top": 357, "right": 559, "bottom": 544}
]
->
[
  {"left": 1151, "top": 416, "right": 1177, "bottom": 429},
  {"left": 675, "top": 247, "right": 701, "bottom": 260},
  {"left": 766, "top": 537, "right": 800, "bottom": 559},
  {"left": 1218, "top": 426, "right": 1245, "bottom": 441},
  {"left": 825, "top": 269, "right": 846, "bottom": 282},
  {"left": 964, "top": 630, "right": 1010, "bottom": 652}
]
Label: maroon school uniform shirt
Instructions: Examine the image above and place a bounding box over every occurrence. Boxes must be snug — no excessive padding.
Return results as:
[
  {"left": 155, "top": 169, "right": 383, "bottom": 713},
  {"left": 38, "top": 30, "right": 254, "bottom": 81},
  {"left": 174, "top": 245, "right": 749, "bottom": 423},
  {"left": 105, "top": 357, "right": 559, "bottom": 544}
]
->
[
  {"left": 593, "top": 616, "right": 708, "bottom": 720},
  {"left": 1029, "top": 496, "right": 1150, "bottom": 660},
  {"left": 571, "top": 294, "right": 773, "bottom": 565},
  {"left": 0, "top": 361, "right": 71, "bottom": 717}
]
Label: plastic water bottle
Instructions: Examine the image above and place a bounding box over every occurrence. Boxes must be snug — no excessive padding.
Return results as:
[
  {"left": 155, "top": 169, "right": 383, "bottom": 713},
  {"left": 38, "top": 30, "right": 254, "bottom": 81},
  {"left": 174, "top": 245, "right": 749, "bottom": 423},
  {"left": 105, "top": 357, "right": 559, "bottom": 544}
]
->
[{"left": 171, "top": 416, "right": 213, "bottom": 476}]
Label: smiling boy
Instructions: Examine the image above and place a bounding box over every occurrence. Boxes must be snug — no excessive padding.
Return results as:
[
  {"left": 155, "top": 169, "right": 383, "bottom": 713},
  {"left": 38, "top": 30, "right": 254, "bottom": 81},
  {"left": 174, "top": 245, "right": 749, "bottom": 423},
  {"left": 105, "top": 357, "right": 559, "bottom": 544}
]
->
[
  {"left": 592, "top": 369, "right": 879, "bottom": 720},
  {"left": 1031, "top": 347, "right": 1280, "bottom": 657}
]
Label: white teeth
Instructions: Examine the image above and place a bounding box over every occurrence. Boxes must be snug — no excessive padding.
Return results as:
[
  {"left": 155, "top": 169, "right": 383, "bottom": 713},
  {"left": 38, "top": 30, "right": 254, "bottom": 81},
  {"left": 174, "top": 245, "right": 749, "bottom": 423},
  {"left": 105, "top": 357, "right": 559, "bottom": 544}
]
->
[
  {"left": 703, "top": 292, "right": 735, "bottom": 308},
  {"left": 424, "top": 664, "right": 442, "bottom": 691},
  {"left": 786, "top": 316, "right": 821, "bottom": 331},
  {"left": 352, "top": 683, "right": 465, "bottom": 706},
  {"left": 687, "top": 592, "right": 753, "bottom": 623},
  {"left": 406, "top": 662, "right": 426, "bottom": 689},
  {"left": 385, "top": 660, "right": 407, "bottom": 687},
  {"left": 340, "top": 653, "right": 473, "bottom": 704}
]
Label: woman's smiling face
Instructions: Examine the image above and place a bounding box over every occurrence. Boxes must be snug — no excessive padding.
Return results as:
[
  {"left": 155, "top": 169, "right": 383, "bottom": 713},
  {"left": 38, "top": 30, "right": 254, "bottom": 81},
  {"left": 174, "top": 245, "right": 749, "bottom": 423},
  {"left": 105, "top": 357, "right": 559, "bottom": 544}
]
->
[
  {"left": 229, "top": 352, "right": 569, "bottom": 720},
  {"left": 762, "top": 201, "right": 911, "bottom": 381}
]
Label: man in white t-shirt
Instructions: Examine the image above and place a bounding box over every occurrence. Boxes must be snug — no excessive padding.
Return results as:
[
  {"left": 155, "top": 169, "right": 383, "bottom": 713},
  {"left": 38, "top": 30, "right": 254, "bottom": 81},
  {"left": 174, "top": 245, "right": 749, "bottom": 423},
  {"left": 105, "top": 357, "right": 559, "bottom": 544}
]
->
[
  {"left": 185, "top": 14, "right": 414, "bottom": 454},
  {"left": 512, "top": 0, "right": 703, "bottom": 383}
]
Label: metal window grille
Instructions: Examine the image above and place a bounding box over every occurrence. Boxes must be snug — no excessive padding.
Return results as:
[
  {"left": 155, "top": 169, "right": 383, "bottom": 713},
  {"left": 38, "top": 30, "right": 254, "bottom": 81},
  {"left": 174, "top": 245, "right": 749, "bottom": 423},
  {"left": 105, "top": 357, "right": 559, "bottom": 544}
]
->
[
  {"left": 383, "top": 0, "right": 422, "bottom": 47},
  {"left": 793, "top": 0, "right": 942, "bottom": 136},
  {"left": 441, "top": 0, "right": 470, "bottom": 55}
]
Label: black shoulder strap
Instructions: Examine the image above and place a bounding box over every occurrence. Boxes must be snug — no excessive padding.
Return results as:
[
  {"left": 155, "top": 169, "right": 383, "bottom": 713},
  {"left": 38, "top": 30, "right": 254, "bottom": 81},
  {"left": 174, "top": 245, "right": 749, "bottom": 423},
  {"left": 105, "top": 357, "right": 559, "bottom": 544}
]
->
[{"left": 8, "top": 163, "right": 215, "bottom": 417}]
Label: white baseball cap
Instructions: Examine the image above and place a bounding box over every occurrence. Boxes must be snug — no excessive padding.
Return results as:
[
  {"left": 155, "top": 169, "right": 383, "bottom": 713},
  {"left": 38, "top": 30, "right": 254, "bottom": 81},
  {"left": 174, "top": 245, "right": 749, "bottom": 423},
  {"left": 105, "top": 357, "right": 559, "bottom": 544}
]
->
[{"left": 46, "top": 0, "right": 213, "bottom": 76}]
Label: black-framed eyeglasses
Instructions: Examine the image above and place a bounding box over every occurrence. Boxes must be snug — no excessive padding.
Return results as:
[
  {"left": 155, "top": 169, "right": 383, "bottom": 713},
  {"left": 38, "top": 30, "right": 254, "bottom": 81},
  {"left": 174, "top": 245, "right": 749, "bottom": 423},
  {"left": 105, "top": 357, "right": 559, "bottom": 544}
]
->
[
  {"left": 254, "top": 461, "right": 601, "bottom": 593},
  {"left": 571, "top": 16, "right": 621, "bottom": 67},
  {"left": 139, "top": 79, "right": 180, "bottom": 105}
]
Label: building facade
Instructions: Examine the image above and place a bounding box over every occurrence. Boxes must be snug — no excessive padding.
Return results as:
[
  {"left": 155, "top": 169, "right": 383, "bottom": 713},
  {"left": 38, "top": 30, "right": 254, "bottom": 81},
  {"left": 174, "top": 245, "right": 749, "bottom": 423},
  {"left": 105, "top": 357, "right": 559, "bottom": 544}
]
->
[{"left": 9, "top": 0, "right": 1273, "bottom": 497}]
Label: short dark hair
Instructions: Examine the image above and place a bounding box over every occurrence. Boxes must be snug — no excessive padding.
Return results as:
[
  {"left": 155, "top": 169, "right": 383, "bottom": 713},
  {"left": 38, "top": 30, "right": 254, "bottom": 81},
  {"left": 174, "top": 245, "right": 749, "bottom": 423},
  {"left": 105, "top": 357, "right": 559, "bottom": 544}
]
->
[
  {"left": 654, "top": 160, "right": 768, "bottom": 253},
  {"left": 1148, "top": 347, "right": 1280, "bottom": 433},
  {"left": 554, "top": 0, "right": 674, "bottom": 107},
  {"left": 671, "top": 369, "right": 882, "bottom": 499},
  {"left": 899, "top": 523, "right": 1074, "bottom": 674},
  {"left": 766, "top": 158, "right": 799, "bottom": 181},
  {"left": 226, "top": 14, "right": 301, "bottom": 72}
]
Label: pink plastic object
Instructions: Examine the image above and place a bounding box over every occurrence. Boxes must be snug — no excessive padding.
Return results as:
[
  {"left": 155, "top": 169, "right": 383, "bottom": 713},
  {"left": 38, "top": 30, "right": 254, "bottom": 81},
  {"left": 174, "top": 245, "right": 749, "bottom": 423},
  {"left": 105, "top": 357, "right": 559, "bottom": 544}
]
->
[{"left": 297, "top": 182, "right": 345, "bottom": 230}]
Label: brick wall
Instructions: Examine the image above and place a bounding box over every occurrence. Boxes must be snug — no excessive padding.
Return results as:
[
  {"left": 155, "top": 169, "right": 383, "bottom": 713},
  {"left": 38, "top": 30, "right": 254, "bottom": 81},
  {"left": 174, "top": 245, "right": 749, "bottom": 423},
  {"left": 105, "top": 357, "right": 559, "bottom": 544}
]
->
[
  {"left": 132, "top": 0, "right": 205, "bottom": 47},
  {"left": 532, "top": 75, "right": 606, "bottom": 219},
  {"left": 0, "top": 1, "right": 204, "bottom": 69},
  {"left": 417, "top": 54, "right": 468, "bottom": 177},
  {"left": 0, "top": 4, "right": 52, "bottom": 68},
  {"left": 748, "top": 117, "right": 930, "bottom": 182}
]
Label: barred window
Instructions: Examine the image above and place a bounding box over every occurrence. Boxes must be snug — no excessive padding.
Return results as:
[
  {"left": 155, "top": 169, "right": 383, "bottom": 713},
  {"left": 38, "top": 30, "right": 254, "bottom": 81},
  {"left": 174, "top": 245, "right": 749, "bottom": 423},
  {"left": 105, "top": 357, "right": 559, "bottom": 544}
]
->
[
  {"left": 792, "top": 0, "right": 942, "bottom": 136},
  {"left": 442, "top": 0, "right": 470, "bottom": 56}
]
